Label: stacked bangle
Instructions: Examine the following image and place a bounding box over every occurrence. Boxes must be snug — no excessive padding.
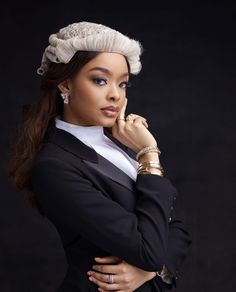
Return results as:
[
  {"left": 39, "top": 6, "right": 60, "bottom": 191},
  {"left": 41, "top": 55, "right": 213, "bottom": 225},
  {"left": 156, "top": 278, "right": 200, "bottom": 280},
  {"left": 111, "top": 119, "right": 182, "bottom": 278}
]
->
[
  {"left": 138, "top": 160, "right": 164, "bottom": 176},
  {"left": 136, "top": 145, "right": 161, "bottom": 161}
]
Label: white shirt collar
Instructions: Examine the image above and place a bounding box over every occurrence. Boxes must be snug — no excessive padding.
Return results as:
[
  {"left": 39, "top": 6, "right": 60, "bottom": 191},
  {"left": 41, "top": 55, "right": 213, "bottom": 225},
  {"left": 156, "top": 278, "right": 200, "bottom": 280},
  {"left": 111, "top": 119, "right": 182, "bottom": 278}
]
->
[
  {"left": 55, "top": 115, "right": 106, "bottom": 144},
  {"left": 55, "top": 115, "right": 138, "bottom": 181}
]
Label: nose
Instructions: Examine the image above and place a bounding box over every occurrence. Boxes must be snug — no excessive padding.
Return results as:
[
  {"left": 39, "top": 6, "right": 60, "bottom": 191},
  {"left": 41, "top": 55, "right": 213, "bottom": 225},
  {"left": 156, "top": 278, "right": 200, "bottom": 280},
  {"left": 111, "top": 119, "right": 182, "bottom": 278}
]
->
[{"left": 107, "top": 84, "right": 121, "bottom": 101}]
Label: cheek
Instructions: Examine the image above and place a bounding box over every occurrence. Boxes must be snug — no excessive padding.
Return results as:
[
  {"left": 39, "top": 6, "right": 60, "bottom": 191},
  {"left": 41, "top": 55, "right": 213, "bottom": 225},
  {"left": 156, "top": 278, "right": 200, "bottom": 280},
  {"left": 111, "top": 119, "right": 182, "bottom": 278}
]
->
[
  {"left": 71, "top": 88, "right": 100, "bottom": 111},
  {"left": 70, "top": 80, "right": 104, "bottom": 109}
]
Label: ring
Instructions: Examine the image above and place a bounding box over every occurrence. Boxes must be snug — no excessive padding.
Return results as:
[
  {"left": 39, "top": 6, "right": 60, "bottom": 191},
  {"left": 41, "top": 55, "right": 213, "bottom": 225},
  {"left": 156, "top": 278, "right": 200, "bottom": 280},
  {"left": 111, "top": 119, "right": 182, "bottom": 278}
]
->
[
  {"left": 125, "top": 115, "right": 132, "bottom": 121},
  {"left": 108, "top": 273, "right": 114, "bottom": 284},
  {"left": 126, "top": 113, "right": 134, "bottom": 121}
]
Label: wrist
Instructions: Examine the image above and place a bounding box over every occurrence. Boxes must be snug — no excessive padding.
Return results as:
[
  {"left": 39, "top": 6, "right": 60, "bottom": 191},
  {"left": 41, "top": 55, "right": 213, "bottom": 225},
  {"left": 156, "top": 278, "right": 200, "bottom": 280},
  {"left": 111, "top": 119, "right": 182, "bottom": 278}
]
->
[{"left": 146, "top": 271, "right": 157, "bottom": 281}]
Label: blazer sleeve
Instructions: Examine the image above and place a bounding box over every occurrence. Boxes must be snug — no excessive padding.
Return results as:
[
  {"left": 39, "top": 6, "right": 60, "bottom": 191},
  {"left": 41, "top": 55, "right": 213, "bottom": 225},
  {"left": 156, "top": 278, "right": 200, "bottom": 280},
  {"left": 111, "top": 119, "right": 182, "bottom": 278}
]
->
[
  {"left": 31, "top": 157, "right": 190, "bottom": 273},
  {"left": 150, "top": 192, "right": 192, "bottom": 290}
]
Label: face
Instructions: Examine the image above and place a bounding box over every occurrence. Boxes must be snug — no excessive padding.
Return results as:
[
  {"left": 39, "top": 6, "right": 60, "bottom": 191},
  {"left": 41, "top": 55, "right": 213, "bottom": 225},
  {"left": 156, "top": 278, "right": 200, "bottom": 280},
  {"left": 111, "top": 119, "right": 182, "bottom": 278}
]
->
[{"left": 58, "top": 52, "right": 130, "bottom": 127}]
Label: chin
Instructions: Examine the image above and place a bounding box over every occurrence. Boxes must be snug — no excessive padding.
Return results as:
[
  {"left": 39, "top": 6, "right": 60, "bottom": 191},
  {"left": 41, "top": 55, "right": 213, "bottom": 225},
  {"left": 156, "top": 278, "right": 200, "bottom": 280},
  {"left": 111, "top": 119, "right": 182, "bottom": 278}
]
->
[{"left": 98, "top": 118, "right": 116, "bottom": 128}]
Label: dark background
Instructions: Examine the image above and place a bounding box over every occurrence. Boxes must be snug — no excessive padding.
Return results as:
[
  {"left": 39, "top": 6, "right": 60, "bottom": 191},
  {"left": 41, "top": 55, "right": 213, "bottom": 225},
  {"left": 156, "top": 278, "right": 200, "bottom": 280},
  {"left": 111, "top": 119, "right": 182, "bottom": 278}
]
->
[{"left": 1, "top": 1, "right": 235, "bottom": 291}]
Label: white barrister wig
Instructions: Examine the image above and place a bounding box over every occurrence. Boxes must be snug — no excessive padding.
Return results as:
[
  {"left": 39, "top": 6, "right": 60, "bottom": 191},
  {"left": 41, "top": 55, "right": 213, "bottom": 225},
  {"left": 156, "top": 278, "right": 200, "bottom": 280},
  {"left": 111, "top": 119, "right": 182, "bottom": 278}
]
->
[{"left": 36, "top": 21, "right": 144, "bottom": 76}]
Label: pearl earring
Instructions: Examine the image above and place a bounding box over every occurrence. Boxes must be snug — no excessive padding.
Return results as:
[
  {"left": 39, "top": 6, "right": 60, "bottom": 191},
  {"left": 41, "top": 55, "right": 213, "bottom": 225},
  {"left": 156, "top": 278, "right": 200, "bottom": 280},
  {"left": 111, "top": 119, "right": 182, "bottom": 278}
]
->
[{"left": 61, "top": 92, "right": 70, "bottom": 104}]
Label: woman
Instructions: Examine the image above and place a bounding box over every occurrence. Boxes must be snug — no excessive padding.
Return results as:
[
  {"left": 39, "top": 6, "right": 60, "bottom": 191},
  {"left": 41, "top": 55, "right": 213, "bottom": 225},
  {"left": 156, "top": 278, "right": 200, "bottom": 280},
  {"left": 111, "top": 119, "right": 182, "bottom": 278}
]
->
[{"left": 7, "top": 21, "right": 192, "bottom": 291}]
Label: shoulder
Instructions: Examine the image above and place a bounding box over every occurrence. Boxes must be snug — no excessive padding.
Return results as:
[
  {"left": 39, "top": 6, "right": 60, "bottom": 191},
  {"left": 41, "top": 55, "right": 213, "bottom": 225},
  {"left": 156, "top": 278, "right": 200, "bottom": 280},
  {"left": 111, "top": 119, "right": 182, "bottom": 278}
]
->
[{"left": 32, "top": 141, "right": 84, "bottom": 175}]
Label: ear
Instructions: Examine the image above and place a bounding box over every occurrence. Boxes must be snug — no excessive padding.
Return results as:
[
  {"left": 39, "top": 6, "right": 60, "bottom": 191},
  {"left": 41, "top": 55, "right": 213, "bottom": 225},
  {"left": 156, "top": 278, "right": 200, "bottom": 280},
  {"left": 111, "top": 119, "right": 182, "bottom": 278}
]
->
[{"left": 57, "top": 79, "right": 71, "bottom": 93}]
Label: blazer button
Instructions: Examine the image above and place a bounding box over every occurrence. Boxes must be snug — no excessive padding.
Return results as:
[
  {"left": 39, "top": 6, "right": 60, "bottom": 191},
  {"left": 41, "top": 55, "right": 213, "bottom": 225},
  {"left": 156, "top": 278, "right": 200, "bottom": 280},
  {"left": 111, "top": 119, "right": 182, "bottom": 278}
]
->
[{"left": 168, "top": 217, "right": 172, "bottom": 222}]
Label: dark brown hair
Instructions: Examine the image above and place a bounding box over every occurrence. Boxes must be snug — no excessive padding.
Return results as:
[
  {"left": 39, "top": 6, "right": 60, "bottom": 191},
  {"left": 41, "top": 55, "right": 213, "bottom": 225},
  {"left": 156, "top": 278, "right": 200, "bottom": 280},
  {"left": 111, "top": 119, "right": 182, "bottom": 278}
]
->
[{"left": 6, "top": 50, "right": 131, "bottom": 215}]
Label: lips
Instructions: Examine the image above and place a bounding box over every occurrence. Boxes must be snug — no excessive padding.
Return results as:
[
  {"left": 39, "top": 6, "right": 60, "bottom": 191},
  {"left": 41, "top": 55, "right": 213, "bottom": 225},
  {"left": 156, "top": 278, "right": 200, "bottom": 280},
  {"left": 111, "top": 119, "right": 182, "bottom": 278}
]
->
[
  {"left": 101, "top": 106, "right": 119, "bottom": 112},
  {"left": 101, "top": 106, "right": 119, "bottom": 118}
]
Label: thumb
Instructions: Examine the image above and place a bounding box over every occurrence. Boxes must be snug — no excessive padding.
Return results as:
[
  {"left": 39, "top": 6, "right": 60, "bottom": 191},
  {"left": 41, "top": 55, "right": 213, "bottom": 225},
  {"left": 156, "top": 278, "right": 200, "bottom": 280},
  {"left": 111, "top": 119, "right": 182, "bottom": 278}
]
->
[{"left": 94, "top": 256, "right": 121, "bottom": 263}]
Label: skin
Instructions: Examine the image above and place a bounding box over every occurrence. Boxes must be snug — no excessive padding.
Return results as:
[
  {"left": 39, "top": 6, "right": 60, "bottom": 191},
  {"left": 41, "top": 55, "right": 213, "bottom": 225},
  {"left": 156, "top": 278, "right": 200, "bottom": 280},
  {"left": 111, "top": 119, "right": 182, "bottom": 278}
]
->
[
  {"left": 57, "top": 52, "right": 166, "bottom": 291},
  {"left": 58, "top": 52, "right": 131, "bottom": 128}
]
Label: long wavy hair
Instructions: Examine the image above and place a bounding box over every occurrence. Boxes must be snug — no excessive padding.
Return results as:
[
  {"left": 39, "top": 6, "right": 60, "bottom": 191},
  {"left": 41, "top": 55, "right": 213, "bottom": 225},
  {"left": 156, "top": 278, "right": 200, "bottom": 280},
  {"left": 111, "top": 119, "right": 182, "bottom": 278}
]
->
[{"left": 6, "top": 50, "right": 131, "bottom": 215}]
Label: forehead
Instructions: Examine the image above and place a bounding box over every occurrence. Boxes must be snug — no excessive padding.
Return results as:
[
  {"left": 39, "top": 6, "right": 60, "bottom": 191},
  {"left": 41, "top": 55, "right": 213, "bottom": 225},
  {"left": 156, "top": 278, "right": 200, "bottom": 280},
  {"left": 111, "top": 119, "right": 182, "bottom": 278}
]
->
[{"left": 82, "top": 52, "right": 129, "bottom": 75}]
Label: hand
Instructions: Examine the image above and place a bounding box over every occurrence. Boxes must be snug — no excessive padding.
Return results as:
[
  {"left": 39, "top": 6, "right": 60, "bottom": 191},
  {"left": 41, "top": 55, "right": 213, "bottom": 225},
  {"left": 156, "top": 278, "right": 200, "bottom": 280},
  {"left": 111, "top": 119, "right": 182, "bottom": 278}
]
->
[
  {"left": 87, "top": 255, "right": 156, "bottom": 292},
  {"left": 111, "top": 97, "right": 158, "bottom": 153}
]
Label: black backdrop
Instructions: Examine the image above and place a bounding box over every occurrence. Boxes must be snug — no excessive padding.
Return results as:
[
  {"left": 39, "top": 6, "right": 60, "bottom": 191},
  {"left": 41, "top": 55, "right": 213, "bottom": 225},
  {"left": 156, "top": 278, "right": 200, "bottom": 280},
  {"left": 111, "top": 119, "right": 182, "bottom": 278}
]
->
[{"left": 1, "top": 1, "right": 235, "bottom": 291}]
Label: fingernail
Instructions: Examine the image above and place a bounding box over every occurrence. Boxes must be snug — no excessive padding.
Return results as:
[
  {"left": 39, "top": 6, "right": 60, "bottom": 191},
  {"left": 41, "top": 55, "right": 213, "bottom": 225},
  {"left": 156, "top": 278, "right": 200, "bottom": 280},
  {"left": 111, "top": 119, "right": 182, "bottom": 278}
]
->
[{"left": 87, "top": 271, "right": 91, "bottom": 275}]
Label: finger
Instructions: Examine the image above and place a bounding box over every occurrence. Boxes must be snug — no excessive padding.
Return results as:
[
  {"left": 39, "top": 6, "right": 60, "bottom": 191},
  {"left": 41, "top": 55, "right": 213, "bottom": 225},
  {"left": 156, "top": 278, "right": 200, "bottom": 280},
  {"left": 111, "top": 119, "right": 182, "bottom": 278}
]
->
[
  {"left": 126, "top": 117, "right": 147, "bottom": 123},
  {"left": 119, "top": 97, "right": 127, "bottom": 118},
  {"left": 137, "top": 118, "right": 148, "bottom": 128},
  {"left": 92, "top": 264, "right": 118, "bottom": 274},
  {"left": 95, "top": 256, "right": 121, "bottom": 263},
  {"left": 126, "top": 117, "right": 147, "bottom": 128},
  {"left": 132, "top": 117, "right": 147, "bottom": 126},
  {"left": 127, "top": 114, "right": 147, "bottom": 121},
  {"left": 143, "top": 120, "right": 148, "bottom": 128},
  {"left": 117, "top": 98, "right": 127, "bottom": 124},
  {"left": 89, "top": 270, "right": 120, "bottom": 283},
  {"left": 88, "top": 275, "right": 119, "bottom": 291}
]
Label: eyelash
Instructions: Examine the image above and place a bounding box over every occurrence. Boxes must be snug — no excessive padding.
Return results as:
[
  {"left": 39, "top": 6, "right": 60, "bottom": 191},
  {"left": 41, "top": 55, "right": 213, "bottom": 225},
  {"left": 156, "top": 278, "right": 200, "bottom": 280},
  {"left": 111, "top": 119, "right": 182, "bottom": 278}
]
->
[{"left": 92, "top": 78, "right": 132, "bottom": 89}]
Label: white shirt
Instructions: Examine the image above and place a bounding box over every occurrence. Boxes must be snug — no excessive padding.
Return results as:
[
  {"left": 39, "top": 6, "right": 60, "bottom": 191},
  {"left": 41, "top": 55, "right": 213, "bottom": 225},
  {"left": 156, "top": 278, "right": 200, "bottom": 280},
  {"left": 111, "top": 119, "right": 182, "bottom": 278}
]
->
[{"left": 55, "top": 116, "right": 139, "bottom": 181}]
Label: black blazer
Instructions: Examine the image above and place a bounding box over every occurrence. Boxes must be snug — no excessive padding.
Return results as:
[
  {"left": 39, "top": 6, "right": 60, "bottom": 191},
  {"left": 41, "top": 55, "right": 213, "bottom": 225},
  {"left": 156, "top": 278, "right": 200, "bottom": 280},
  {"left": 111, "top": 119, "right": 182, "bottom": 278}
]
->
[{"left": 31, "top": 123, "right": 192, "bottom": 292}]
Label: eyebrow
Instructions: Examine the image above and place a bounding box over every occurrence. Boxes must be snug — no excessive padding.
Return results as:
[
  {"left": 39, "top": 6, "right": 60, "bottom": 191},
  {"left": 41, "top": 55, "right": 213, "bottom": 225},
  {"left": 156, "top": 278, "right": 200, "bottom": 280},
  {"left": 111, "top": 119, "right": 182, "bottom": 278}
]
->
[{"left": 87, "top": 67, "right": 129, "bottom": 78}]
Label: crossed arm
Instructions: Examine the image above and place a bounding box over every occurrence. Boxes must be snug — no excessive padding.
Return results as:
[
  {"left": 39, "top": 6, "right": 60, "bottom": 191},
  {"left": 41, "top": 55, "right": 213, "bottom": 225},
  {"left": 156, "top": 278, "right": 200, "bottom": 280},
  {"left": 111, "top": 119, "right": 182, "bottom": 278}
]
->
[
  {"left": 31, "top": 158, "right": 192, "bottom": 291},
  {"left": 87, "top": 197, "right": 191, "bottom": 291}
]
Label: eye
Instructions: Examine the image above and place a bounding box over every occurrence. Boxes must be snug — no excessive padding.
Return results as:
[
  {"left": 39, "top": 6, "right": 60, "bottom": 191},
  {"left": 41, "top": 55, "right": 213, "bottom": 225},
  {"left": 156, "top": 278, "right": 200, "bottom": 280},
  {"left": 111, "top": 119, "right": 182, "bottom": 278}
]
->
[
  {"left": 92, "top": 78, "right": 107, "bottom": 86},
  {"left": 92, "top": 77, "right": 132, "bottom": 89},
  {"left": 120, "top": 81, "right": 132, "bottom": 89}
]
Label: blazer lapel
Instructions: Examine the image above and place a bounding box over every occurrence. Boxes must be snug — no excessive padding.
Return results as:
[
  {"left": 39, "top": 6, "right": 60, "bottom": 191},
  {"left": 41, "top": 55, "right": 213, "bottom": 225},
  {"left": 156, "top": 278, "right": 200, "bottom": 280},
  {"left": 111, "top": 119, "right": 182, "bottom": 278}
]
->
[
  {"left": 44, "top": 123, "right": 136, "bottom": 192},
  {"left": 82, "top": 156, "right": 135, "bottom": 192}
]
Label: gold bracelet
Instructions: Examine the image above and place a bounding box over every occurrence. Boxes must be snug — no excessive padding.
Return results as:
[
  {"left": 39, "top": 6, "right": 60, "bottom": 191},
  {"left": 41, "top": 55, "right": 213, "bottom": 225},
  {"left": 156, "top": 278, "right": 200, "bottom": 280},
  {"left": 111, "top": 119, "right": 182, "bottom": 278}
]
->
[
  {"left": 138, "top": 160, "right": 164, "bottom": 176},
  {"left": 138, "top": 167, "right": 164, "bottom": 176},
  {"left": 138, "top": 165, "right": 164, "bottom": 173},
  {"left": 138, "top": 161, "right": 164, "bottom": 171},
  {"left": 138, "top": 165, "right": 163, "bottom": 172},
  {"left": 139, "top": 160, "right": 163, "bottom": 166}
]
